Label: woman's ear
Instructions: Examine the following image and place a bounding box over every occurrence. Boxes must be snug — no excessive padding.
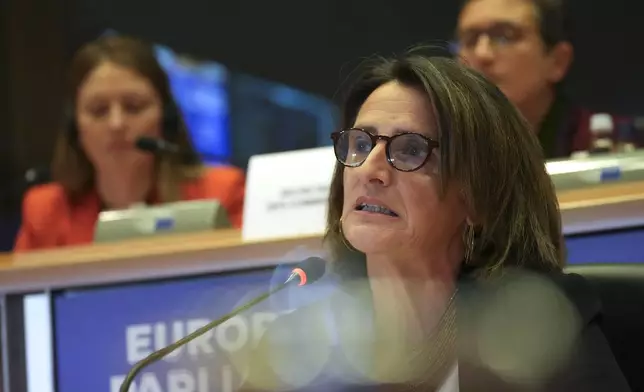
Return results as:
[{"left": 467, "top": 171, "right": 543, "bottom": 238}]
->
[
  {"left": 459, "top": 188, "right": 476, "bottom": 226},
  {"left": 546, "top": 41, "right": 574, "bottom": 84}
]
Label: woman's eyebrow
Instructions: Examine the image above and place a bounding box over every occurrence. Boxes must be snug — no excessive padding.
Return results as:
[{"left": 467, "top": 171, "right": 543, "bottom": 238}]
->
[{"left": 354, "top": 124, "right": 425, "bottom": 135}]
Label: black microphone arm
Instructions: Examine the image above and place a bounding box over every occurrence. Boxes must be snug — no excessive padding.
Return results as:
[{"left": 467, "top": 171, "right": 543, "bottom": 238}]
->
[{"left": 119, "top": 257, "right": 326, "bottom": 392}]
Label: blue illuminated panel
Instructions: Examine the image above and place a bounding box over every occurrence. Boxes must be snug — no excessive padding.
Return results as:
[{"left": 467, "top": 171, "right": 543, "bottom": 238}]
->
[
  {"left": 155, "top": 45, "right": 230, "bottom": 165},
  {"left": 565, "top": 226, "right": 644, "bottom": 264}
]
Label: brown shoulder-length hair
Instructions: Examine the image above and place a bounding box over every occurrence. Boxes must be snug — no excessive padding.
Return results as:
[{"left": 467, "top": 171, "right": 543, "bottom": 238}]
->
[
  {"left": 325, "top": 51, "right": 564, "bottom": 279},
  {"left": 52, "top": 35, "right": 203, "bottom": 203}
]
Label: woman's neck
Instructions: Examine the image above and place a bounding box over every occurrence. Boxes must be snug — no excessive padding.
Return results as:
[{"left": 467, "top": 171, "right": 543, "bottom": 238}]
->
[
  {"left": 95, "top": 170, "right": 154, "bottom": 210},
  {"left": 368, "top": 258, "right": 456, "bottom": 333},
  {"left": 367, "top": 255, "right": 457, "bottom": 383}
]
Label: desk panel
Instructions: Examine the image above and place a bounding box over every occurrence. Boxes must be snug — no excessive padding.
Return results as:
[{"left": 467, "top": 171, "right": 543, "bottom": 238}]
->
[
  {"left": 55, "top": 268, "right": 276, "bottom": 392},
  {"left": 50, "top": 265, "right": 335, "bottom": 392},
  {"left": 566, "top": 226, "right": 644, "bottom": 264}
]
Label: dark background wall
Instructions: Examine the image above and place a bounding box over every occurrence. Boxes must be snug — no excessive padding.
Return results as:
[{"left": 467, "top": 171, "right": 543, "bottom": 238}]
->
[
  {"left": 1, "top": 0, "right": 644, "bottom": 248},
  {"left": 68, "top": 0, "right": 644, "bottom": 113},
  {"left": 0, "top": 0, "right": 68, "bottom": 248}
]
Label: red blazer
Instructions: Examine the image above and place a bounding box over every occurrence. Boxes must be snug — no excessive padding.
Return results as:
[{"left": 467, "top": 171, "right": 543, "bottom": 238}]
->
[{"left": 14, "top": 166, "right": 245, "bottom": 252}]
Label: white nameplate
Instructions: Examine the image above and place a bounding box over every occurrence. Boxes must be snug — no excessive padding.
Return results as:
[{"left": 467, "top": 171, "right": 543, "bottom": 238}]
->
[{"left": 242, "top": 146, "right": 336, "bottom": 241}]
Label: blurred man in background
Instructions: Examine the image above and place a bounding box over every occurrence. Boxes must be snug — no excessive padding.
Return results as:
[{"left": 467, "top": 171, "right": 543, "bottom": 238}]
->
[{"left": 456, "top": 0, "right": 632, "bottom": 158}]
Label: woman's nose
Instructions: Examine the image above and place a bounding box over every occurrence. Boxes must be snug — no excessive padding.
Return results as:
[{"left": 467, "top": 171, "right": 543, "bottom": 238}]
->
[
  {"left": 358, "top": 143, "right": 392, "bottom": 186},
  {"left": 107, "top": 106, "right": 126, "bottom": 131}
]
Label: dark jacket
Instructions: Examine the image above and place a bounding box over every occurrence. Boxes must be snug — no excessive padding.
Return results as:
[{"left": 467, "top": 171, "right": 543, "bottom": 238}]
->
[{"left": 238, "top": 269, "right": 631, "bottom": 392}]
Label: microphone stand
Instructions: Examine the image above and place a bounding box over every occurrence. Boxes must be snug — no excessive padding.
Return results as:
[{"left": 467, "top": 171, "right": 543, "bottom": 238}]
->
[{"left": 119, "top": 276, "right": 298, "bottom": 392}]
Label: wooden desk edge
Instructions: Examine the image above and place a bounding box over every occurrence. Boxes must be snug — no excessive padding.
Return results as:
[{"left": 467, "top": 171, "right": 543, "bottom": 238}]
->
[
  {"left": 557, "top": 180, "right": 644, "bottom": 204},
  {"left": 0, "top": 233, "right": 325, "bottom": 294},
  {"left": 558, "top": 181, "right": 644, "bottom": 234}
]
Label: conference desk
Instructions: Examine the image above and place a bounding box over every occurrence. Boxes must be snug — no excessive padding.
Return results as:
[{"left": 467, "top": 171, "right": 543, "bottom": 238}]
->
[
  {"left": 1, "top": 180, "right": 644, "bottom": 294},
  {"left": 0, "top": 180, "right": 642, "bottom": 392}
]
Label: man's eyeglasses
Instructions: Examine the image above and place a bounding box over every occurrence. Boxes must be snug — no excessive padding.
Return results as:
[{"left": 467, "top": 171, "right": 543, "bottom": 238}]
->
[
  {"left": 454, "top": 22, "right": 529, "bottom": 53},
  {"left": 330, "top": 128, "right": 439, "bottom": 172}
]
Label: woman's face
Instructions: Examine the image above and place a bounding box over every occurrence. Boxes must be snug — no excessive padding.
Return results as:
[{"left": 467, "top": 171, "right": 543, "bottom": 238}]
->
[
  {"left": 75, "top": 61, "right": 163, "bottom": 174},
  {"left": 341, "top": 81, "right": 468, "bottom": 261}
]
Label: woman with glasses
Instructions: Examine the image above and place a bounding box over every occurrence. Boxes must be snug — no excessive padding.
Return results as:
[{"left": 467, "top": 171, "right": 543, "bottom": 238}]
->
[{"left": 237, "top": 53, "right": 630, "bottom": 392}]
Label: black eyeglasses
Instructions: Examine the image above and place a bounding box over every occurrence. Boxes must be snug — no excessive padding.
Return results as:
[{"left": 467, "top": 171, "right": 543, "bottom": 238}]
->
[{"left": 330, "top": 128, "right": 439, "bottom": 172}]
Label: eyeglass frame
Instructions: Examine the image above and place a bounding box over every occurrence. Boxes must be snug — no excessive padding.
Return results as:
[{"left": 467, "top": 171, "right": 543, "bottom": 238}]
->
[
  {"left": 330, "top": 128, "right": 440, "bottom": 172},
  {"left": 452, "top": 22, "right": 538, "bottom": 55}
]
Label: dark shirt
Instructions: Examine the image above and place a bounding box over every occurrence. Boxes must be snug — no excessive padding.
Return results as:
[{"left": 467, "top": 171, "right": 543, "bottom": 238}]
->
[
  {"left": 538, "top": 93, "right": 639, "bottom": 159},
  {"left": 239, "top": 268, "right": 631, "bottom": 392},
  {"left": 538, "top": 93, "right": 570, "bottom": 158}
]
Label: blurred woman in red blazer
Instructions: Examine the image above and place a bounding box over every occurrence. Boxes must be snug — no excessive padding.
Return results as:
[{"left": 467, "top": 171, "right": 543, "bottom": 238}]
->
[{"left": 14, "top": 35, "right": 245, "bottom": 252}]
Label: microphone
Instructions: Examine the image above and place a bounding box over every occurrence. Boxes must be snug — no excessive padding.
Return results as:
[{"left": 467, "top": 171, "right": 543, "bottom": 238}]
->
[
  {"left": 119, "top": 257, "right": 327, "bottom": 392},
  {"left": 135, "top": 136, "right": 181, "bottom": 155},
  {"left": 24, "top": 167, "right": 51, "bottom": 187},
  {"left": 135, "top": 136, "right": 228, "bottom": 163}
]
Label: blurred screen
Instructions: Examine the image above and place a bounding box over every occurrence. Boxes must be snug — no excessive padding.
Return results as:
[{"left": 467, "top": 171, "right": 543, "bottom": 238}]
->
[
  {"left": 228, "top": 73, "right": 338, "bottom": 170},
  {"left": 155, "top": 45, "right": 230, "bottom": 165},
  {"left": 152, "top": 39, "right": 338, "bottom": 170}
]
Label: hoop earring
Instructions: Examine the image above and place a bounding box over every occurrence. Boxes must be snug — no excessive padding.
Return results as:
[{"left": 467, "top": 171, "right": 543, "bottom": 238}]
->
[
  {"left": 463, "top": 225, "right": 475, "bottom": 264},
  {"left": 339, "top": 218, "right": 358, "bottom": 252}
]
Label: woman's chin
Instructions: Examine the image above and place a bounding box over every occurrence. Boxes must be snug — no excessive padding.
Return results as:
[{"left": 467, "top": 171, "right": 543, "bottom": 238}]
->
[{"left": 345, "top": 225, "right": 399, "bottom": 255}]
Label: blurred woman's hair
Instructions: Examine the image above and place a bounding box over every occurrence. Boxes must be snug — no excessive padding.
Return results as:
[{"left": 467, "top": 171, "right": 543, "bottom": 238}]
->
[
  {"left": 51, "top": 35, "right": 203, "bottom": 203},
  {"left": 325, "top": 49, "right": 564, "bottom": 278}
]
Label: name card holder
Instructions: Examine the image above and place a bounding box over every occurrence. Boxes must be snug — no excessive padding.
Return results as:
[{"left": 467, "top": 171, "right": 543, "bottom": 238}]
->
[{"left": 242, "top": 146, "right": 336, "bottom": 241}]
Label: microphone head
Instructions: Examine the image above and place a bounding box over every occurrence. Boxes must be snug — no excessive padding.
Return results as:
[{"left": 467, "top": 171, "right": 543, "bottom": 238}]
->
[
  {"left": 135, "top": 136, "right": 161, "bottom": 153},
  {"left": 287, "top": 257, "right": 327, "bottom": 286}
]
